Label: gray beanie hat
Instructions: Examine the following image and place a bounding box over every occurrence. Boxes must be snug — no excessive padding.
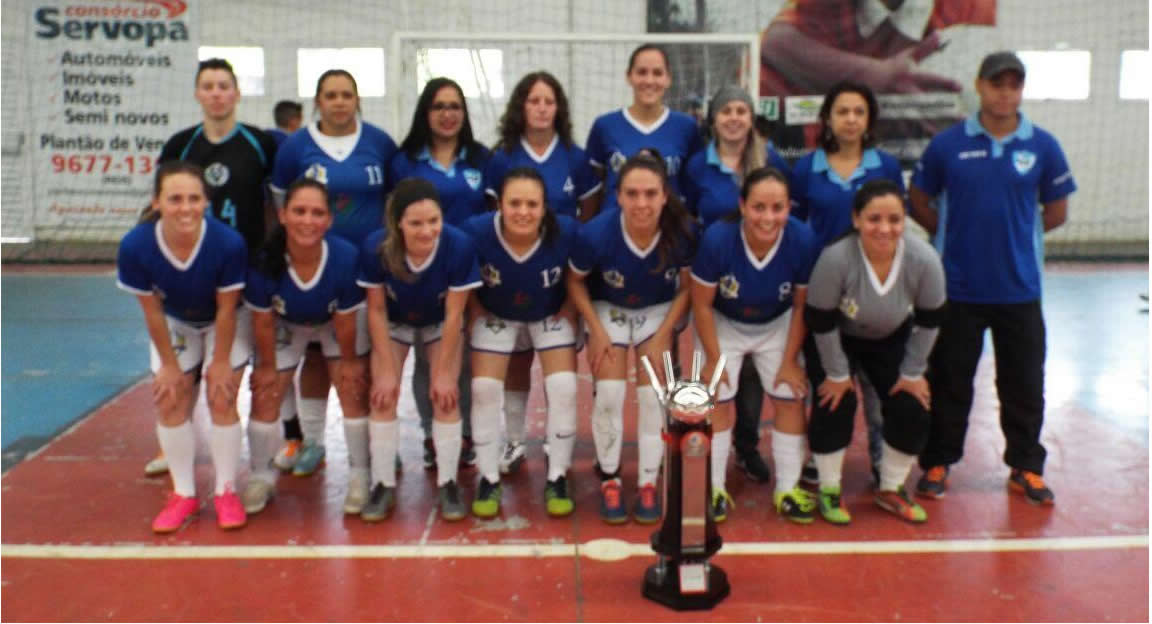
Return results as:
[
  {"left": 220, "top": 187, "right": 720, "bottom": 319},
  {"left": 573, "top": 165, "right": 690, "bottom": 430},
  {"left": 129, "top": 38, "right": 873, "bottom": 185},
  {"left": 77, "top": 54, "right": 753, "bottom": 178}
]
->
[{"left": 709, "top": 85, "right": 755, "bottom": 122}]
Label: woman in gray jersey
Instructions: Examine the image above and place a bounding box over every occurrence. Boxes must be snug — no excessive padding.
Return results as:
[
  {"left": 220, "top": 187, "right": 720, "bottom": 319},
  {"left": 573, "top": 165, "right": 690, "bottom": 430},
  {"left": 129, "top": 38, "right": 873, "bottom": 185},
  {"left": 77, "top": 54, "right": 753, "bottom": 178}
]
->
[{"left": 804, "top": 178, "right": 945, "bottom": 524}]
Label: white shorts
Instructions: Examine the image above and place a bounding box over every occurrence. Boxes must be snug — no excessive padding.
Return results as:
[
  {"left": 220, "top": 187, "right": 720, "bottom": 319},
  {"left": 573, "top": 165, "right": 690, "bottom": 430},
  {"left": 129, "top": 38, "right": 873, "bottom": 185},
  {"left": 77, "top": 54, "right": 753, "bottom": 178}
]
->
[
  {"left": 150, "top": 307, "right": 252, "bottom": 374},
  {"left": 470, "top": 314, "right": 577, "bottom": 354},
  {"left": 389, "top": 320, "right": 443, "bottom": 346},
  {"left": 275, "top": 309, "right": 369, "bottom": 370},
  {"left": 702, "top": 310, "right": 801, "bottom": 402},
  {"left": 593, "top": 300, "right": 673, "bottom": 347}
]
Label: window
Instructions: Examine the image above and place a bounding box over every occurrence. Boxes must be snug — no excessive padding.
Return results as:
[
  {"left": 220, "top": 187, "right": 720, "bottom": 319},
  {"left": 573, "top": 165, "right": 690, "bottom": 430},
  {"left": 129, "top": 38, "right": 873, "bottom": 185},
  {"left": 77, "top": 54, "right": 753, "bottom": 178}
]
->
[
  {"left": 198, "top": 46, "right": 265, "bottom": 96},
  {"left": 297, "top": 48, "right": 385, "bottom": 98},
  {"left": 1119, "top": 50, "right": 1150, "bottom": 100},
  {"left": 1016, "top": 50, "right": 1091, "bottom": 100},
  {"left": 415, "top": 49, "right": 504, "bottom": 98}
]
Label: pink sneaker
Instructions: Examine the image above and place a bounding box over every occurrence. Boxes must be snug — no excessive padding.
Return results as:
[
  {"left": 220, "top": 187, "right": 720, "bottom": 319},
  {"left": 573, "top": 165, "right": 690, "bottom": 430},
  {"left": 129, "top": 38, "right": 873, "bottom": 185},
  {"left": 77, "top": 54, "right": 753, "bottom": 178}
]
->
[
  {"left": 213, "top": 489, "right": 247, "bottom": 530},
  {"left": 152, "top": 494, "right": 199, "bottom": 534}
]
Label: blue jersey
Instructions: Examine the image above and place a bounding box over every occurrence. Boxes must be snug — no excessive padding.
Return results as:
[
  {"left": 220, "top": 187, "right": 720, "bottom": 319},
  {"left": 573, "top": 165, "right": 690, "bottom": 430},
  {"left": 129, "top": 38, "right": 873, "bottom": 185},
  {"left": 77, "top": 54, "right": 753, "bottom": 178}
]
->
[
  {"left": 271, "top": 121, "right": 398, "bottom": 246},
  {"left": 569, "top": 208, "right": 696, "bottom": 309},
  {"left": 912, "top": 114, "right": 1076, "bottom": 303},
  {"left": 585, "top": 108, "right": 703, "bottom": 211},
  {"left": 682, "top": 141, "right": 792, "bottom": 229},
  {"left": 461, "top": 211, "right": 579, "bottom": 321},
  {"left": 691, "top": 218, "right": 818, "bottom": 324},
  {"left": 117, "top": 217, "right": 247, "bottom": 324},
  {"left": 357, "top": 224, "right": 482, "bottom": 327},
  {"left": 791, "top": 148, "right": 905, "bottom": 248},
  {"left": 390, "top": 146, "right": 491, "bottom": 226},
  {"left": 244, "top": 236, "right": 365, "bottom": 325},
  {"left": 484, "top": 137, "right": 600, "bottom": 218}
]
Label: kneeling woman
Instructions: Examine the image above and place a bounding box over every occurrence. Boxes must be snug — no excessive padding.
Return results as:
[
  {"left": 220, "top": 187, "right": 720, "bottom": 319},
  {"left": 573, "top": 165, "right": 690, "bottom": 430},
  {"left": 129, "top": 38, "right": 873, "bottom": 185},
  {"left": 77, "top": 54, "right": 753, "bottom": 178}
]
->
[
  {"left": 243, "top": 178, "right": 370, "bottom": 517},
  {"left": 462, "top": 167, "right": 581, "bottom": 518},
  {"left": 359, "top": 178, "right": 482, "bottom": 521},
  {"left": 692, "top": 167, "right": 818, "bottom": 524},
  {"left": 805, "top": 178, "right": 945, "bottom": 524},
  {"left": 117, "top": 161, "right": 251, "bottom": 533}
]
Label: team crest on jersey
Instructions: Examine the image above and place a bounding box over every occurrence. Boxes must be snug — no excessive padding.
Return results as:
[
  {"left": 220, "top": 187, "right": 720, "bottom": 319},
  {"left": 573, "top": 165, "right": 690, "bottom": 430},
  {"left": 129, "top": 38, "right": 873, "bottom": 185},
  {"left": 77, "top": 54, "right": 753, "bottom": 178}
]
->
[
  {"left": 171, "top": 331, "right": 187, "bottom": 355},
  {"left": 463, "top": 168, "right": 482, "bottom": 190},
  {"left": 204, "top": 162, "right": 229, "bottom": 187},
  {"left": 563, "top": 176, "right": 575, "bottom": 196},
  {"left": 385, "top": 284, "right": 398, "bottom": 301},
  {"left": 304, "top": 163, "right": 329, "bottom": 185},
  {"left": 1012, "top": 150, "right": 1037, "bottom": 175},
  {"left": 664, "top": 268, "right": 678, "bottom": 282},
  {"left": 480, "top": 263, "right": 502, "bottom": 287},
  {"left": 484, "top": 316, "right": 507, "bottom": 333},
  {"left": 718, "top": 275, "right": 740, "bottom": 299},
  {"left": 603, "top": 269, "right": 625, "bottom": 289},
  {"left": 778, "top": 281, "right": 793, "bottom": 301},
  {"left": 839, "top": 296, "right": 859, "bottom": 320},
  {"left": 609, "top": 307, "right": 628, "bottom": 326},
  {"left": 271, "top": 295, "right": 287, "bottom": 315},
  {"left": 327, "top": 299, "right": 338, "bottom": 315},
  {"left": 609, "top": 151, "right": 627, "bottom": 172}
]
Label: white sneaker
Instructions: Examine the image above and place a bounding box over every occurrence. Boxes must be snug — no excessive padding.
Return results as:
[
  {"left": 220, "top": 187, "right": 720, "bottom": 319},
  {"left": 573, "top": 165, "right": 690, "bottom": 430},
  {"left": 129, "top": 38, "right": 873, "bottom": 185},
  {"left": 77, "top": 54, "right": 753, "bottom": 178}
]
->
[
  {"left": 273, "top": 440, "right": 302, "bottom": 472},
  {"left": 241, "top": 478, "right": 275, "bottom": 514},
  {"left": 498, "top": 441, "right": 526, "bottom": 475},
  {"left": 144, "top": 454, "right": 169, "bottom": 477},
  {"left": 343, "top": 470, "right": 370, "bottom": 514}
]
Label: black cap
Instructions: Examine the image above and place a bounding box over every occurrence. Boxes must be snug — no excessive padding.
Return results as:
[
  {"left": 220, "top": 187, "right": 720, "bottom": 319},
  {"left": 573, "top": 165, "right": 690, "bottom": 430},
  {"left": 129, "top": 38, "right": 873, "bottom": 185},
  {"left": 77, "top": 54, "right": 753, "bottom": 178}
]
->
[{"left": 978, "top": 51, "right": 1026, "bottom": 80}]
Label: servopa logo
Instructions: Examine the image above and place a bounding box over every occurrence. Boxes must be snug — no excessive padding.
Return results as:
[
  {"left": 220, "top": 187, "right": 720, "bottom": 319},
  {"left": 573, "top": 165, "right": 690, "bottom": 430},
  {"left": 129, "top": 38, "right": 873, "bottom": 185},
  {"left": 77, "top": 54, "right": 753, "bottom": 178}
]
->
[{"left": 35, "top": 1, "right": 189, "bottom": 47}]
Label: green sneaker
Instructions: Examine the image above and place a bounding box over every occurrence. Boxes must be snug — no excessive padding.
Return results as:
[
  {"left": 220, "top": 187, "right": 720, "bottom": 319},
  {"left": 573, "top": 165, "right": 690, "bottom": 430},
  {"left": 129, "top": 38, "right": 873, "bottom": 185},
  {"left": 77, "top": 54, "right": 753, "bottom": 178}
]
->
[
  {"left": 774, "top": 486, "right": 816, "bottom": 524},
  {"left": 471, "top": 477, "right": 502, "bottom": 518},
  {"left": 544, "top": 476, "right": 574, "bottom": 517},
  {"left": 711, "top": 488, "right": 734, "bottom": 523},
  {"left": 818, "top": 485, "right": 852, "bottom": 525}
]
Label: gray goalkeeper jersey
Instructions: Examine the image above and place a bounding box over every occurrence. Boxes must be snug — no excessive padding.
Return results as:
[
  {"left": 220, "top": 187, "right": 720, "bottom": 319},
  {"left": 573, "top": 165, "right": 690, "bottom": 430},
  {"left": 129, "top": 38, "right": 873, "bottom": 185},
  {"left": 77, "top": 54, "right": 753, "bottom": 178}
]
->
[{"left": 807, "top": 233, "right": 946, "bottom": 380}]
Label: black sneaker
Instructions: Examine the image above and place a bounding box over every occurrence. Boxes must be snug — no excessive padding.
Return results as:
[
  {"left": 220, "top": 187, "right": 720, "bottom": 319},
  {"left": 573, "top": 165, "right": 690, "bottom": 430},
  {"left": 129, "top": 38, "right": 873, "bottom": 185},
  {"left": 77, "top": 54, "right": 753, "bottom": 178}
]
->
[
  {"left": 916, "top": 465, "right": 949, "bottom": 499},
  {"left": 360, "top": 483, "right": 396, "bottom": 522},
  {"left": 1008, "top": 469, "right": 1055, "bottom": 506},
  {"left": 438, "top": 480, "right": 467, "bottom": 521},
  {"left": 800, "top": 458, "right": 819, "bottom": 486},
  {"left": 423, "top": 438, "right": 436, "bottom": 471},
  {"left": 735, "top": 451, "right": 772, "bottom": 483}
]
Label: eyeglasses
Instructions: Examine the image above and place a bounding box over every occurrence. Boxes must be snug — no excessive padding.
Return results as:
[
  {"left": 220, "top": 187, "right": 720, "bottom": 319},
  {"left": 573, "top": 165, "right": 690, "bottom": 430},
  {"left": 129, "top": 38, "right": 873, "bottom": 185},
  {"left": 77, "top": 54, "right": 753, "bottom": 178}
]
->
[{"left": 430, "top": 102, "right": 463, "bottom": 112}]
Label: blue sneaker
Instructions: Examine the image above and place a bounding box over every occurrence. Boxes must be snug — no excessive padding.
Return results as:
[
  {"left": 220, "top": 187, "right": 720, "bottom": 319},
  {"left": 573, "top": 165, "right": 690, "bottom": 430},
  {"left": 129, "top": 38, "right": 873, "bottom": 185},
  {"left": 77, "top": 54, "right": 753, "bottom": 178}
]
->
[
  {"left": 632, "top": 483, "right": 661, "bottom": 524},
  {"left": 599, "top": 478, "right": 628, "bottom": 525},
  {"left": 292, "top": 442, "right": 326, "bottom": 477}
]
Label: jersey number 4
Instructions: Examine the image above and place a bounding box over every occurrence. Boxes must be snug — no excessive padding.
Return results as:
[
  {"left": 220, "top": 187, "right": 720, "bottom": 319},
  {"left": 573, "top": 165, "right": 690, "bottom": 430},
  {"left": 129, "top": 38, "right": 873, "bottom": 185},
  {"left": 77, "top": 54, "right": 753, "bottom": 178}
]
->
[{"left": 540, "top": 266, "right": 562, "bottom": 288}]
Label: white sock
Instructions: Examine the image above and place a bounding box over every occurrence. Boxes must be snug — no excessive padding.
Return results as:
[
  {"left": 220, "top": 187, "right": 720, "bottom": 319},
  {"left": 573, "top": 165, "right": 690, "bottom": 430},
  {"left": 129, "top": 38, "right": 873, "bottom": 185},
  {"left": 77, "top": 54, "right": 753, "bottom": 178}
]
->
[
  {"left": 343, "top": 418, "right": 370, "bottom": 470},
  {"left": 298, "top": 397, "right": 328, "bottom": 445},
  {"left": 814, "top": 449, "right": 846, "bottom": 491},
  {"left": 879, "top": 441, "right": 917, "bottom": 492},
  {"left": 503, "top": 390, "right": 529, "bottom": 444},
  {"left": 636, "top": 384, "right": 664, "bottom": 487},
  {"left": 432, "top": 419, "right": 462, "bottom": 486},
  {"left": 157, "top": 421, "right": 197, "bottom": 497},
  {"left": 711, "top": 429, "right": 732, "bottom": 492},
  {"left": 210, "top": 422, "right": 243, "bottom": 495},
  {"left": 544, "top": 372, "right": 578, "bottom": 481},
  {"left": 369, "top": 420, "right": 399, "bottom": 487},
  {"left": 771, "top": 430, "right": 807, "bottom": 495},
  {"left": 247, "top": 419, "right": 281, "bottom": 484},
  {"left": 471, "top": 377, "right": 504, "bottom": 482},
  {"left": 591, "top": 380, "right": 627, "bottom": 475},
  {"left": 278, "top": 389, "right": 296, "bottom": 421}
]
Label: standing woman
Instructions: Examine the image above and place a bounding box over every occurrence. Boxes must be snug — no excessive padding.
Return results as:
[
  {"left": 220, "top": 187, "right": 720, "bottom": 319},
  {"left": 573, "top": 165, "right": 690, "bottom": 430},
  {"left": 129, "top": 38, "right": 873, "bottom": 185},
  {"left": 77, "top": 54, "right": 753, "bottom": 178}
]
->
[
  {"left": 269, "top": 69, "right": 398, "bottom": 483},
  {"left": 358, "top": 178, "right": 482, "bottom": 521},
  {"left": 484, "top": 71, "right": 601, "bottom": 475},
  {"left": 805, "top": 179, "right": 945, "bottom": 524},
  {"left": 681, "top": 85, "right": 792, "bottom": 485},
  {"left": 117, "top": 162, "right": 251, "bottom": 533},
  {"left": 585, "top": 44, "right": 703, "bottom": 215},
  {"left": 568, "top": 153, "right": 697, "bottom": 525},
  {"left": 463, "top": 168, "right": 581, "bottom": 518},
  {"left": 392, "top": 77, "right": 492, "bottom": 469},
  {"left": 691, "top": 167, "right": 818, "bottom": 524},
  {"left": 242, "top": 179, "right": 370, "bottom": 516}
]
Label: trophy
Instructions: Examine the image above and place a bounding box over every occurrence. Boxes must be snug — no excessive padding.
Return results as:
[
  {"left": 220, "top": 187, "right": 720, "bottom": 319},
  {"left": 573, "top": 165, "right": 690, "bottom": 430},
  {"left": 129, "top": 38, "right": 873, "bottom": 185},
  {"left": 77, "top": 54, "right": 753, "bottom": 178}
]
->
[{"left": 638, "top": 350, "right": 730, "bottom": 610}]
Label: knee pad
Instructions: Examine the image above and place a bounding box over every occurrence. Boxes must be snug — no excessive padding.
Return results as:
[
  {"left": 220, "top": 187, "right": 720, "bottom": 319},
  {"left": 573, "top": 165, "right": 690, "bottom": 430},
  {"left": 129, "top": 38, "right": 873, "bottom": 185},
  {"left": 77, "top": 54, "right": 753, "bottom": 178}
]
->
[
  {"left": 544, "top": 372, "right": 578, "bottom": 437},
  {"left": 808, "top": 391, "right": 857, "bottom": 453},
  {"left": 469, "top": 376, "right": 504, "bottom": 443},
  {"left": 636, "top": 384, "right": 664, "bottom": 437},
  {"left": 882, "top": 391, "right": 930, "bottom": 454}
]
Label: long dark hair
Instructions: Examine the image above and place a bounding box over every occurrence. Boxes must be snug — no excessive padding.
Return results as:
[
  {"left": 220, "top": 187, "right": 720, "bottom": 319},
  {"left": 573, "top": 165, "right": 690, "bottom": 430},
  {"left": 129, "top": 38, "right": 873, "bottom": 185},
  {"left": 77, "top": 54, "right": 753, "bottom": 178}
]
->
[
  {"left": 499, "top": 167, "right": 558, "bottom": 246},
  {"left": 627, "top": 44, "right": 670, "bottom": 74},
  {"left": 400, "top": 77, "right": 486, "bottom": 169},
  {"left": 382, "top": 177, "right": 442, "bottom": 283},
  {"left": 313, "top": 69, "right": 362, "bottom": 121},
  {"left": 616, "top": 151, "right": 696, "bottom": 273},
  {"left": 723, "top": 166, "right": 791, "bottom": 223},
  {"left": 495, "top": 72, "right": 574, "bottom": 152},
  {"left": 259, "top": 178, "right": 331, "bottom": 278},
  {"left": 140, "top": 161, "right": 208, "bottom": 223},
  {"left": 818, "top": 80, "right": 879, "bottom": 153}
]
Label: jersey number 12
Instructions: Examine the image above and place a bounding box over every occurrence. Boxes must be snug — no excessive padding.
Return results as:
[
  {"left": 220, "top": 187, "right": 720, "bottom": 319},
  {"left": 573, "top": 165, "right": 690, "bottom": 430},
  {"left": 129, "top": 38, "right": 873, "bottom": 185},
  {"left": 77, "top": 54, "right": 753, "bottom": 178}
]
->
[{"left": 540, "top": 266, "right": 561, "bottom": 288}]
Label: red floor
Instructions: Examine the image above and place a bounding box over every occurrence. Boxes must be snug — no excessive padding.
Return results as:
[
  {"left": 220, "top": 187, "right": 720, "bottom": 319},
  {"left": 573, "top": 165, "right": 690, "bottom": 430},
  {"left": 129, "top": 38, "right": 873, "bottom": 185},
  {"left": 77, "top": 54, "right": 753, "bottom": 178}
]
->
[{"left": 3, "top": 330, "right": 1148, "bottom": 621}]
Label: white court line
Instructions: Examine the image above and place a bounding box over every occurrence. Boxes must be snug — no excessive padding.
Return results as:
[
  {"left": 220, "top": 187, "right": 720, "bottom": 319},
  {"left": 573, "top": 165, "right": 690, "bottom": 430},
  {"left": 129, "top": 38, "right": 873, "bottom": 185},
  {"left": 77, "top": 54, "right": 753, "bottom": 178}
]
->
[{"left": 2, "top": 535, "right": 1145, "bottom": 561}]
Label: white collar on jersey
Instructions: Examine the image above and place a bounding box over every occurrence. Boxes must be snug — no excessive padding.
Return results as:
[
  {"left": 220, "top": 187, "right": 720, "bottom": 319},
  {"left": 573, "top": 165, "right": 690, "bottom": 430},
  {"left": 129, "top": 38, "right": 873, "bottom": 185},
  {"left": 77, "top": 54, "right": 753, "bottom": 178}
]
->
[
  {"left": 493, "top": 211, "right": 543, "bottom": 264},
  {"left": 520, "top": 135, "right": 559, "bottom": 164},
  {"left": 307, "top": 119, "right": 362, "bottom": 163},
  {"left": 620, "top": 211, "right": 660, "bottom": 258},
  {"left": 287, "top": 239, "right": 329, "bottom": 292},
  {"left": 621, "top": 106, "right": 671, "bottom": 135},
  {"left": 155, "top": 218, "right": 207, "bottom": 272},
  {"left": 858, "top": 235, "right": 906, "bottom": 297},
  {"left": 856, "top": 0, "right": 933, "bottom": 41},
  {"left": 406, "top": 235, "right": 441, "bottom": 273},
  {"left": 740, "top": 222, "right": 784, "bottom": 270}
]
